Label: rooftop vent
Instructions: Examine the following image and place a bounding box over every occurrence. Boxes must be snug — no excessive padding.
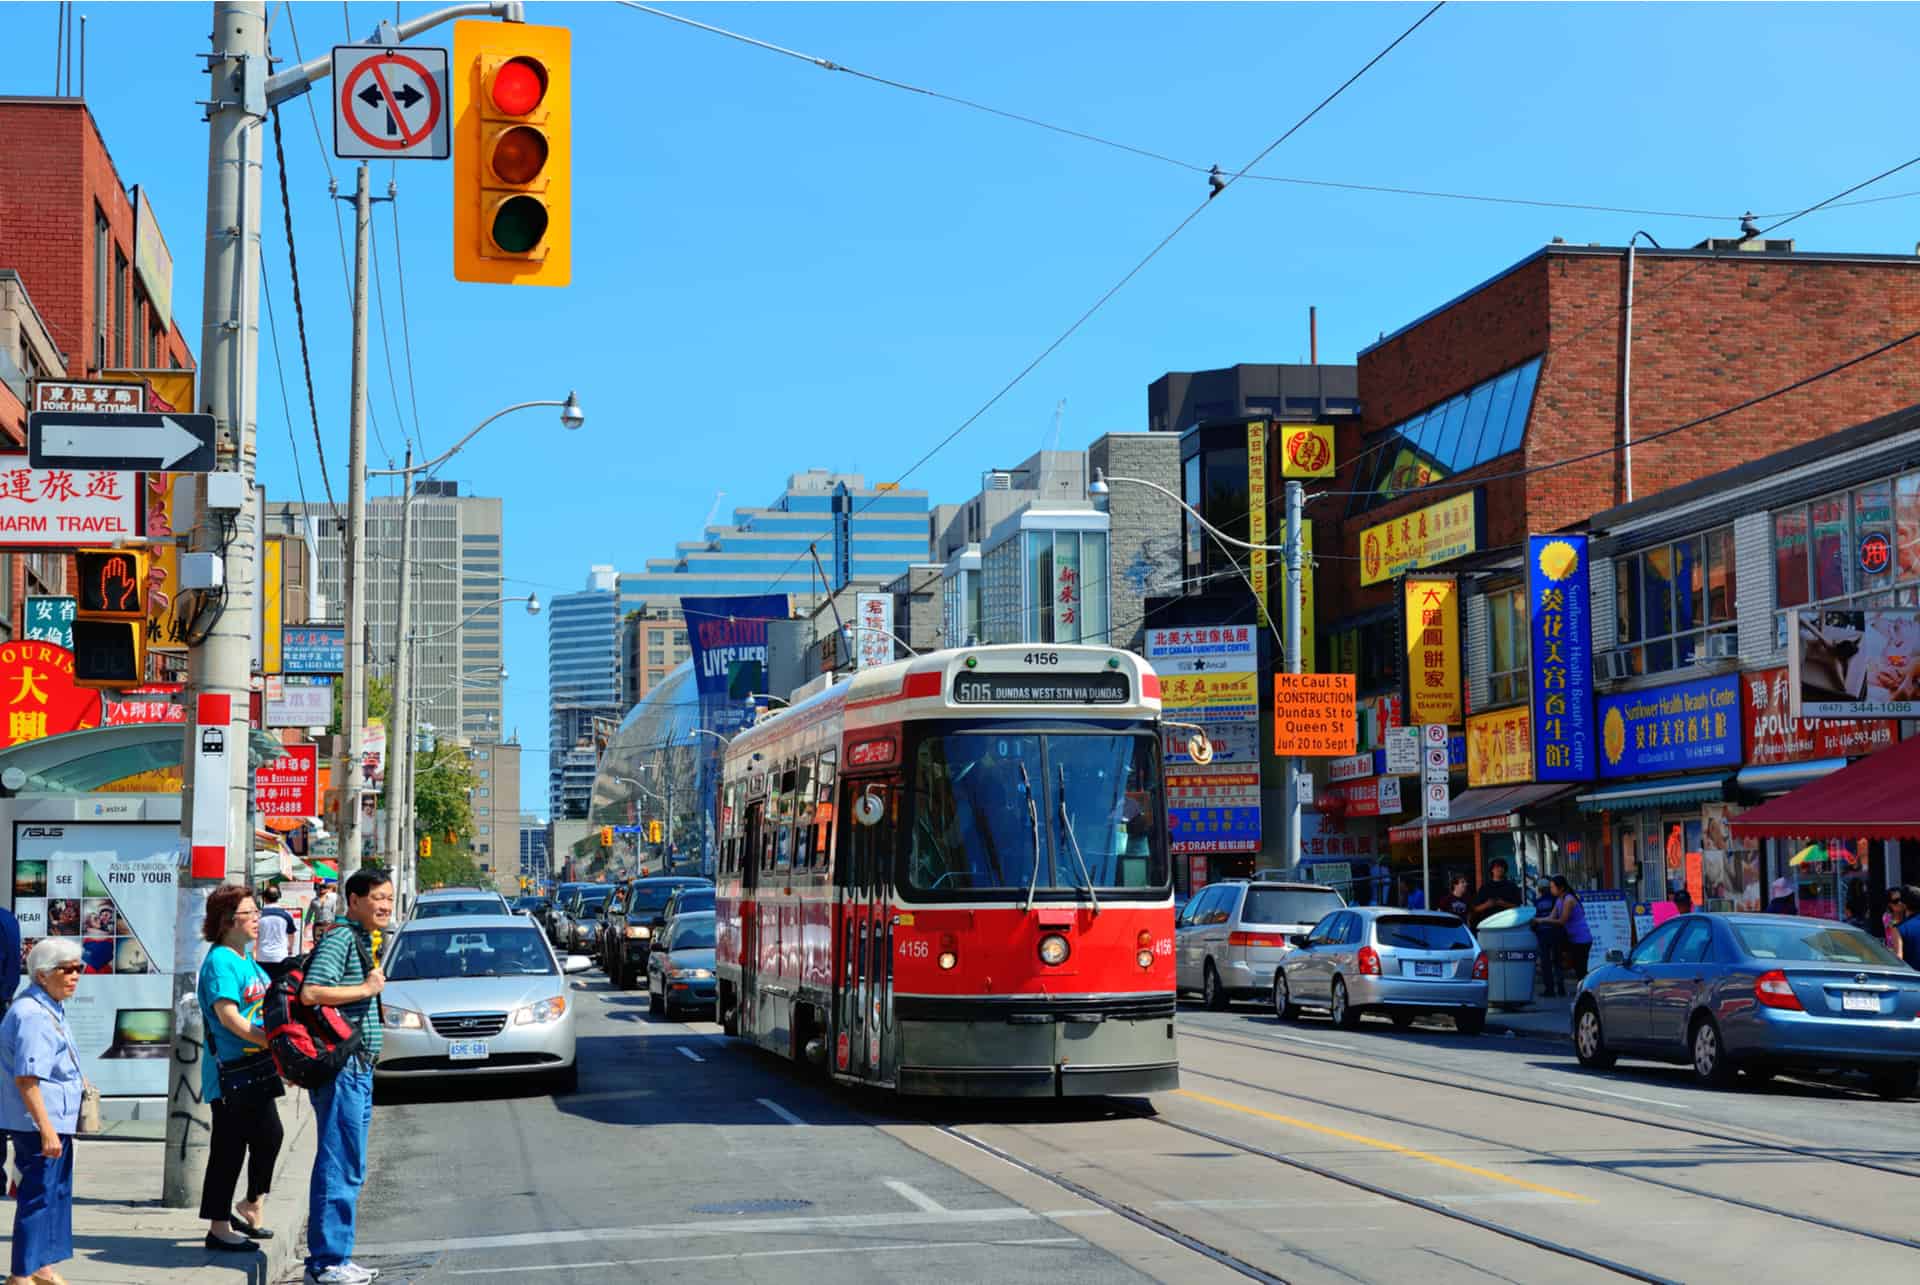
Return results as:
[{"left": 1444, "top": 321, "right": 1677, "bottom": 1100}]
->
[{"left": 985, "top": 471, "right": 1013, "bottom": 491}]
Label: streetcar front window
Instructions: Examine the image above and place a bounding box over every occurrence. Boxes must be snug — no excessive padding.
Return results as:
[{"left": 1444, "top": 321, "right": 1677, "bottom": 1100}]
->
[{"left": 906, "top": 730, "right": 1166, "bottom": 897}]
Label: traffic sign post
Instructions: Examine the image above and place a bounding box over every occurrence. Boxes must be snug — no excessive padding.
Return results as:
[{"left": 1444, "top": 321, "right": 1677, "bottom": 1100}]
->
[
  {"left": 29, "top": 410, "right": 217, "bottom": 473},
  {"left": 1425, "top": 781, "right": 1451, "bottom": 820},
  {"left": 332, "top": 45, "right": 450, "bottom": 160},
  {"left": 1419, "top": 723, "right": 1447, "bottom": 911}
]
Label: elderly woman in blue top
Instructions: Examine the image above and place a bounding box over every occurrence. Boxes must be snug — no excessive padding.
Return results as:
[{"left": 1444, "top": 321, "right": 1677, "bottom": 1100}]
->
[{"left": 0, "top": 936, "right": 87, "bottom": 1285}]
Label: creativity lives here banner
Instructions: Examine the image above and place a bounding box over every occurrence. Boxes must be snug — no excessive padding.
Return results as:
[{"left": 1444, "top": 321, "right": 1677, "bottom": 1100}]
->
[{"left": 682, "top": 595, "right": 789, "bottom": 736}]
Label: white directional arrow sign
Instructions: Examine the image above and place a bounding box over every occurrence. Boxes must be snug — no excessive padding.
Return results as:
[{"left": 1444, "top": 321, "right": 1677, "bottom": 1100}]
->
[{"left": 28, "top": 411, "right": 218, "bottom": 473}]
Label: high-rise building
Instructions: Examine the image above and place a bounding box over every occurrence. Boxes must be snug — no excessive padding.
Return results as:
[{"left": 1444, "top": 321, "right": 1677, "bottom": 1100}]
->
[
  {"left": 618, "top": 608, "right": 690, "bottom": 709},
  {"left": 547, "top": 567, "right": 620, "bottom": 818},
  {"left": 519, "top": 816, "right": 549, "bottom": 880},
  {"left": 266, "top": 481, "right": 506, "bottom": 745},
  {"left": 618, "top": 470, "right": 930, "bottom": 610},
  {"left": 469, "top": 738, "right": 521, "bottom": 894}
]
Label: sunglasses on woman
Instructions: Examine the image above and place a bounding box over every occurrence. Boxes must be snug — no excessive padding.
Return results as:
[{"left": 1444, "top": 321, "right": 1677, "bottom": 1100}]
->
[{"left": 51, "top": 964, "right": 83, "bottom": 976}]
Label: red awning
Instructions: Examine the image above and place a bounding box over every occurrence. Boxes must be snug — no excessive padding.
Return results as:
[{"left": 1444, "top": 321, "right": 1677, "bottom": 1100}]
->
[{"left": 1728, "top": 735, "right": 1920, "bottom": 841}]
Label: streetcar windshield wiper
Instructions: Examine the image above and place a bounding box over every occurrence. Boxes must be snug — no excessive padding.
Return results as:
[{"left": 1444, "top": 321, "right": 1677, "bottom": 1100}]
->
[
  {"left": 1019, "top": 761, "right": 1044, "bottom": 913},
  {"left": 1056, "top": 763, "right": 1101, "bottom": 917}
]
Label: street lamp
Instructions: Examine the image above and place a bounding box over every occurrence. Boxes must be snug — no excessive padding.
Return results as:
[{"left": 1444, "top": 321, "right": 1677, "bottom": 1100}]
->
[
  {"left": 685, "top": 728, "right": 731, "bottom": 746},
  {"left": 1091, "top": 466, "right": 1312, "bottom": 888},
  {"left": 343, "top": 390, "right": 582, "bottom": 881}
]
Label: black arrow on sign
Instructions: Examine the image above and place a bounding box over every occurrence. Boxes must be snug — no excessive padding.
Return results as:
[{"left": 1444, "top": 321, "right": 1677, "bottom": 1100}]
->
[{"left": 358, "top": 80, "right": 425, "bottom": 135}]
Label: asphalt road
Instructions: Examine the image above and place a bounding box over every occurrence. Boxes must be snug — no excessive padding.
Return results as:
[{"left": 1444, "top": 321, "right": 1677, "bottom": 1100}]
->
[{"left": 320, "top": 977, "right": 1920, "bottom": 1285}]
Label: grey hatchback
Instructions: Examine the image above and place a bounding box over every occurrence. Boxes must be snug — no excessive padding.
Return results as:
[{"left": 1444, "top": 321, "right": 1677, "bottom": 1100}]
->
[
  {"left": 1274, "top": 906, "right": 1489, "bottom": 1033},
  {"left": 1572, "top": 912, "right": 1920, "bottom": 1098}
]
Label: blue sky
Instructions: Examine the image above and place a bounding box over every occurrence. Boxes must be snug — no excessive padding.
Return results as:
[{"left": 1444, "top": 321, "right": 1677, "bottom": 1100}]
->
[{"left": 14, "top": 1, "right": 1920, "bottom": 813}]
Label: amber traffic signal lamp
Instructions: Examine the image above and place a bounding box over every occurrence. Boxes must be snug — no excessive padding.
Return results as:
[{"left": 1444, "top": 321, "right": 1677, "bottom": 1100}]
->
[{"left": 452, "top": 20, "right": 570, "bottom": 285}]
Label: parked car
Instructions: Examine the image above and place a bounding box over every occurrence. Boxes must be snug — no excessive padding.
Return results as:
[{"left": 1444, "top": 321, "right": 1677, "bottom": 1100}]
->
[
  {"left": 412, "top": 887, "right": 512, "bottom": 921},
  {"left": 646, "top": 910, "right": 717, "bottom": 1018},
  {"left": 375, "top": 913, "right": 592, "bottom": 1093},
  {"left": 1176, "top": 880, "right": 1347, "bottom": 1008},
  {"left": 555, "top": 886, "right": 612, "bottom": 957},
  {"left": 1573, "top": 912, "right": 1920, "bottom": 1098},
  {"left": 607, "top": 877, "right": 711, "bottom": 989},
  {"left": 1275, "top": 906, "right": 1488, "bottom": 1034}
]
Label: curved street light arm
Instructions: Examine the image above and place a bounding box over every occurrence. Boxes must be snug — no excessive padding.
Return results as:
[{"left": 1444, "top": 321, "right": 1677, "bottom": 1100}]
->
[
  {"left": 368, "top": 395, "right": 581, "bottom": 479},
  {"left": 412, "top": 595, "right": 539, "bottom": 643}
]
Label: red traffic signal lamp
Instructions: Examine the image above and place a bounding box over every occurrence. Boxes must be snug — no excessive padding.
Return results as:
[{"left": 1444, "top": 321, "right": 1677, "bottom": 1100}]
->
[{"left": 452, "top": 20, "right": 570, "bottom": 286}]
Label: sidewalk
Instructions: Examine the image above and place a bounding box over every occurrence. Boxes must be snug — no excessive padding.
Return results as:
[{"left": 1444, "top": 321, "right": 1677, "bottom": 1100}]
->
[
  {"left": 0, "top": 1092, "right": 314, "bottom": 1284},
  {"left": 1486, "top": 991, "right": 1574, "bottom": 1041}
]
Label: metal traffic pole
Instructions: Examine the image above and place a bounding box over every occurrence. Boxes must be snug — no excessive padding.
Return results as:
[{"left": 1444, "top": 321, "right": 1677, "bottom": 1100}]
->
[
  {"left": 1284, "top": 479, "right": 1304, "bottom": 874},
  {"left": 383, "top": 446, "right": 416, "bottom": 904},
  {"left": 335, "top": 163, "right": 375, "bottom": 877},
  {"left": 168, "top": 0, "right": 267, "bottom": 1208}
]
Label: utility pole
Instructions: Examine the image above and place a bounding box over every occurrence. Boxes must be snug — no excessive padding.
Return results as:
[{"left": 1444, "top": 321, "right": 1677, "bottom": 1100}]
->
[
  {"left": 168, "top": 0, "right": 266, "bottom": 1208},
  {"left": 1283, "top": 479, "right": 1304, "bottom": 875},
  {"left": 337, "top": 163, "right": 374, "bottom": 876},
  {"left": 383, "top": 447, "right": 415, "bottom": 905}
]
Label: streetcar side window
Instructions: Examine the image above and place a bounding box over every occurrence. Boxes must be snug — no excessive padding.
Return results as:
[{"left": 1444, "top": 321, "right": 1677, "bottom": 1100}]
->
[
  {"left": 794, "top": 754, "right": 818, "bottom": 871},
  {"left": 813, "top": 751, "right": 838, "bottom": 881}
]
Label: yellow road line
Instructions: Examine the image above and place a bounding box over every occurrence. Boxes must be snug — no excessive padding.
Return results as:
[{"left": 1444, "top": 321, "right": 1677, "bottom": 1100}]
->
[{"left": 1174, "top": 1089, "right": 1593, "bottom": 1203}]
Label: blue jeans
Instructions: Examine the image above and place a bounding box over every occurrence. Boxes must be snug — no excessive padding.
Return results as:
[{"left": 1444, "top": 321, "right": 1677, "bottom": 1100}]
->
[
  {"left": 10, "top": 1130, "right": 74, "bottom": 1277},
  {"left": 306, "top": 1062, "right": 374, "bottom": 1272}
]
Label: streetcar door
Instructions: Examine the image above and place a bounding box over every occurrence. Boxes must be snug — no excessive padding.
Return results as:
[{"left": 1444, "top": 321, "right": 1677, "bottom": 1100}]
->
[
  {"left": 862, "top": 777, "right": 900, "bottom": 1080},
  {"left": 741, "top": 801, "right": 763, "bottom": 1026},
  {"left": 840, "top": 775, "right": 898, "bottom": 1080},
  {"left": 833, "top": 778, "right": 862, "bottom": 1077}
]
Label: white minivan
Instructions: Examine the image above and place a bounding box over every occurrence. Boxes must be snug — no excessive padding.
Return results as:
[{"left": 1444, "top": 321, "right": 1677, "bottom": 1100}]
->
[{"left": 1176, "top": 881, "right": 1347, "bottom": 1009}]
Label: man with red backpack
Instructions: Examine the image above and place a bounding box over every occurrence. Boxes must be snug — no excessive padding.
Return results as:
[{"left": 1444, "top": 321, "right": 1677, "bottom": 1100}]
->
[{"left": 297, "top": 868, "right": 391, "bottom": 1285}]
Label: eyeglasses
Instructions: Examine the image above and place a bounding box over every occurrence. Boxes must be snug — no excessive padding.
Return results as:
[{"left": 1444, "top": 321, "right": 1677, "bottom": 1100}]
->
[
  {"left": 233, "top": 910, "right": 260, "bottom": 919},
  {"left": 51, "top": 964, "right": 83, "bottom": 976}
]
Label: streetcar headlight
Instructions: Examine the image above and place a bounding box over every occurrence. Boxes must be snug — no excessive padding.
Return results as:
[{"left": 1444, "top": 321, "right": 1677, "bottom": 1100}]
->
[
  {"left": 1137, "top": 950, "right": 1154, "bottom": 969},
  {"left": 937, "top": 951, "right": 958, "bottom": 970},
  {"left": 1038, "top": 934, "right": 1070, "bottom": 966}
]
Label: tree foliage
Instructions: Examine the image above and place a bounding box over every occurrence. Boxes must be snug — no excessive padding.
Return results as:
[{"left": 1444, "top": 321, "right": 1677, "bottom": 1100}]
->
[{"left": 413, "top": 741, "right": 478, "bottom": 844}]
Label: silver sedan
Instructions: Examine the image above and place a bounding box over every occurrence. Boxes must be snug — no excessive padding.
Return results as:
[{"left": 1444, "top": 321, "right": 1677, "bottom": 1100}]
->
[
  {"left": 375, "top": 914, "right": 593, "bottom": 1094},
  {"left": 1274, "top": 906, "right": 1489, "bottom": 1034}
]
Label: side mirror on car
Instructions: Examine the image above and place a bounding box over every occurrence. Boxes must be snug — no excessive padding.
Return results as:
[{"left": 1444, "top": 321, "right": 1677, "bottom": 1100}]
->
[
  {"left": 563, "top": 955, "right": 594, "bottom": 974},
  {"left": 1605, "top": 949, "right": 1625, "bottom": 965}
]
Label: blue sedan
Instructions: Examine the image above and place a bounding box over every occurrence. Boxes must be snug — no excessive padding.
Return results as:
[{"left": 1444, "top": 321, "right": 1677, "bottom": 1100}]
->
[{"left": 1572, "top": 912, "right": 1920, "bottom": 1098}]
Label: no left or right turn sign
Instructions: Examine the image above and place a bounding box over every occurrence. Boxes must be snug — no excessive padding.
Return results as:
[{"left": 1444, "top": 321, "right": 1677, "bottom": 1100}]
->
[{"left": 332, "top": 44, "right": 451, "bottom": 161}]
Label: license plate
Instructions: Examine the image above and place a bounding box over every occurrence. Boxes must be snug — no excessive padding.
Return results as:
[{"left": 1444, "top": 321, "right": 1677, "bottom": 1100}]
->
[
  {"left": 1841, "top": 992, "right": 1880, "bottom": 1013},
  {"left": 1414, "top": 961, "right": 1443, "bottom": 978},
  {"left": 448, "top": 1040, "right": 490, "bottom": 1061}
]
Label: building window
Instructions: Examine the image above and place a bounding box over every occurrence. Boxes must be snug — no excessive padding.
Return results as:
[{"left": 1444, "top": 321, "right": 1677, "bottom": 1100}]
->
[
  {"left": 1354, "top": 357, "right": 1542, "bottom": 515},
  {"left": 1775, "top": 473, "right": 1920, "bottom": 617},
  {"left": 93, "top": 213, "right": 110, "bottom": 368},
  {"left": 1614, "top": 526, "right": 1735, "bottom": 675},
  {"left": 648, "top": 648, "right": 665, "bottom": 665},
  {"left": 1486, "top": 585, "right": 1529, "bottom": 706},
  {"left": 113, "top": 251, "right": 130, "bottom": 369}
]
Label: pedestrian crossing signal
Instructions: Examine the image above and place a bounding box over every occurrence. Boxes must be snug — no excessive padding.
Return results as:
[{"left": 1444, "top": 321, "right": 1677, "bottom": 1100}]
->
[{"left": 452, "top": 20, "right": 570, "bottom": 286}]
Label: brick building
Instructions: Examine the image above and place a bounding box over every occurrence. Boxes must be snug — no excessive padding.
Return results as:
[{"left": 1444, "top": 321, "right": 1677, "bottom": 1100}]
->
[{"left": 0, "top": 97, "right": 197, "bottom": 640}]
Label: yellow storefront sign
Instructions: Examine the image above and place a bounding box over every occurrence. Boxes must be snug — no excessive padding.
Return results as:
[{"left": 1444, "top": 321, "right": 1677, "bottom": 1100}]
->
[
  {"left": 1247, "top": 422, "right": 1271, "bottom": 628},
  {"left": 1160, "top": 670, "right": 1259, "bottom": 719},
  {"left": 1403, "top": 577, "right": 1460, "bottom": 726},
  {"left": 1280, "top": 424, "right": 1335, "bottom": 478},
  {"left": 103, "top": 371, "right": 197, "bottom": 654},
  {"left": 1359, "top": 492, "right": 1478, "bottom": 587},
  {"left": 1466, "top": 706, "right": 1534, "bottom": 787}
]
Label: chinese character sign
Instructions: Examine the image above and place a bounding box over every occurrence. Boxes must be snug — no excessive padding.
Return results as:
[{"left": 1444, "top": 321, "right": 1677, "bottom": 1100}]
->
[
  {"left": 1598, "top": 674, "right": 1741, "bottom": 778},
  {"left": 256, "top": 744, "right": 319, "bottom": 819},
  {"left": 0, "top": 641, "right": 101, "bottom": 747},
  {"left": 1280, "top": 424, "right": 1336, "bottom": 479},
  {"left": 854, "top": 592, "right": 893, "bottom": 670},
  {"left": 23, "top": 597, "right": 74, "bottom": 651},
  {"left": 143, "top": 473, "right": 189, "bottom": 652},
  {"left": 1528, "top": 534, "right": 1596, "bottom": 781},
  {"left": 1466, "top": 706, "right": 1534, "bottom": 787},
  {"left": 1247, "top": 422, "right": 1271, "bottom": 628},
  {"left": 1742, "top": 665, "right": 1895, "bottom": 765},
  {"left": 1359, "top": 493, "right": 1479, "bottom": 586},
  {"left": 280, "top": 625, "right": 346, "bottom": 674},
  {"left": 1402, "top": 577, "right": 1460, "bottom": 726}
]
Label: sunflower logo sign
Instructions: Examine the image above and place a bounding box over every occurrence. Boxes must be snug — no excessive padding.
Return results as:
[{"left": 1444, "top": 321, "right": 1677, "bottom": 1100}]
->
[{"left": 1527, "top": 534, "right": 1595, "bottom": 781}]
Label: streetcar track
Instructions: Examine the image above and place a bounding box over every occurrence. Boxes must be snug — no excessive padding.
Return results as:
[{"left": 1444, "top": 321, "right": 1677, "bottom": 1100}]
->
[
  {"left": 1180, "top": 1019, "right": 1920, "bottom": 1181},
  {"left": 1178, "top": 1058, "right": 1920, "bottom": 1254}
]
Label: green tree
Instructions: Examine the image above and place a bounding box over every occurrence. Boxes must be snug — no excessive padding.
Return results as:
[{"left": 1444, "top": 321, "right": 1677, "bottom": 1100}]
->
[
  {"left": 412, "top": 741, "right": 478, "bottom": 846},
  {"left": 418, "top": 842, "right": 487, "bottom": 890}
]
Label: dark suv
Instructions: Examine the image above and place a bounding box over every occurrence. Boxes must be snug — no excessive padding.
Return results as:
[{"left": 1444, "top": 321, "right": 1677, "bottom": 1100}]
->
[{"left": 608, "top": 876, "right": 711, "bottom": 989}]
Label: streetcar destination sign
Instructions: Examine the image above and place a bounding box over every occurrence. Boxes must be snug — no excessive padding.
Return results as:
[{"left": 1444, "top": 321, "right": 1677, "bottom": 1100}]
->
[{"left": 951, "top": 672, "right": 1131, "bottom": 705}]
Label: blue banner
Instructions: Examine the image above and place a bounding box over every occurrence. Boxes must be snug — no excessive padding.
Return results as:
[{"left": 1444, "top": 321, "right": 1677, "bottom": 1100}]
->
[
  {"left": 1597, "top": 673, "right": 1742, "bottom": 778},
  {"left": 1528, "top": 534, "right": 1595, "bottom": 781},
  {"left": 281, "top": 624, "right": 346, "bottom": 675},
  {"left": 683, "top": 595, "right": 788, "bottom": 736},
  {"left": 23, "top": 596, "right": 74, "bottom": 651}
]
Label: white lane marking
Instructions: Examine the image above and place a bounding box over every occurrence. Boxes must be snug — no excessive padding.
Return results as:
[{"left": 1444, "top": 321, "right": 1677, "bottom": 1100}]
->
[
  {"left": 759, "top": 1097, "right": 808, "bottom": 1126},
  {"left": 676, "top": 1046, "right": 704, "bottom": 1062},
  {"left": 884, "top": 1179, "right": 948, "bottom": 1213},
  {"left": 1254, "top": 1029, "right": 1351, "bottom": 1051},
  {"left": 1554, "top": 1080, "right": 1689, "bottom": 1111},
  {"left": 443, "top": 1237, "right": 1083, "bottom": 1277},
  {"left": 359, "top": 1208, "right": 1051, "bottom": 1257}
]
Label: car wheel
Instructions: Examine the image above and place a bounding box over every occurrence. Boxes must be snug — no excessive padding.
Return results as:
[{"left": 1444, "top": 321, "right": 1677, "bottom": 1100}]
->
[
  {"left": 1202, "top": 962, "right": 1228, "bottom": 1012},
  {"left": 648, "top": 987, "right": 664, "bottom": 1016},
  {"left": 1690, "top": 1015, "right": 1737, "bottom": 1088},
  {"left": 1272, "top": 972, "right": 1297, "bottom": 1022},
  {"left": 1573, "top": 1001, "right": 1615, "bottom": 1069},
  {"left": 1330, "top": 977, "right": 1361, "bottom": 1029},
  {"left": 1872, "top": 1065, "right": 1920, "bottom": 1100},
  {"left": 1455, "top": 1008, "right": 1486, "bottom": 1036}
]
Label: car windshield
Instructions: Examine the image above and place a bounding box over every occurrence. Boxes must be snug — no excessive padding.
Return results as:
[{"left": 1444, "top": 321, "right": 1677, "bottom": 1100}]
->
[
  {"left": 1730, "top": 919, "right": 1905, "bottom": 967},
  {"left": 386, "top": 926, "right": 556, "bottom": 979},
  {"left": 906, "top": 730, "right": 1167, "bottom": 896},
  {"left": 575, "top": 894, "right": 609, "bottom": 915},
  {"left": 414, "top": 899, "right": 503, "bottom": 920},
  {"left": 1374, "top": 915, "right": 1476, "bottom": 951},
  {"left": 1244, "top": 889, "right": 1344, "bottom": 926},
  {"left": 670, "top": 918, "right": 716, "bottom": 951},
  {"left": 628, "top": 885, "right": 690, "bottom": 915}
]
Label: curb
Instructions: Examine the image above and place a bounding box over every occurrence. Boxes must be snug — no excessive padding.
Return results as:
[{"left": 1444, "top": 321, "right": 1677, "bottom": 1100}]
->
[{"left": 247, "top": 1091, "right": 317, "bottom": 1285}]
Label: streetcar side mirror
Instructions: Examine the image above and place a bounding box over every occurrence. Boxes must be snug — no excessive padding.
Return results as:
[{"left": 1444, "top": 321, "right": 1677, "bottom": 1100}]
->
[
  {"left": 855, "top": 786, "right": 886, "bottom": 828},
  {"left": 1187, "top": 732, "right": 1214, "bottom": 765}
]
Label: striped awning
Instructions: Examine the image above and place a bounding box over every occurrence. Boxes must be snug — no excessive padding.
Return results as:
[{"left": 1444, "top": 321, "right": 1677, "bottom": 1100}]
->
[{"left": 1575, "top": 774, "right": 1731, "bottom": 814}]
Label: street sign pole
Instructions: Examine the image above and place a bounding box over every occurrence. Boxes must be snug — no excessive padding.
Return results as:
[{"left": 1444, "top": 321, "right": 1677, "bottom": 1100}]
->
[
  {"left": 167, "top": 0, "right": 267, "bottom": 1210},
  {"left": 337, "top": 162, "right": 373, "bottom": 879},
  {"left": 1284, "top": 479, "right": 1304, "bottom": 874}
]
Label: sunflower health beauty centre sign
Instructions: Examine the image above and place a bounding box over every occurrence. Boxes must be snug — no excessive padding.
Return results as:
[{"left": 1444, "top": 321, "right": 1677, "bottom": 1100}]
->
[{"left": 1528, "top": 534, "right": 1595, "bottom": 781}]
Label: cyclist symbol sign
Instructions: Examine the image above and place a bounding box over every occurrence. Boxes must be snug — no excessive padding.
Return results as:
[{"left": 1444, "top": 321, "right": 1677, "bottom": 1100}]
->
[{"left": 332, "top": 45, "right": 451, "bottom": 160}]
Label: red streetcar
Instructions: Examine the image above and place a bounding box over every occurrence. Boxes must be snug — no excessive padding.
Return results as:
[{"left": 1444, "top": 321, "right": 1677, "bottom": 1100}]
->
[{"left": 715, "top": 644, "right": 1179, "bottom": 1097}]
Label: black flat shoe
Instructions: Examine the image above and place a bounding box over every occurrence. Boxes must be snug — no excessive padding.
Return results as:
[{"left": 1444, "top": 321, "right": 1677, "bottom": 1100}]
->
[
  {"left": 231, "top": 1213, "right": 275, "bottom": 1240},
  {"left": 205, "top": 1233, "right": 256, "bottom": 1254}
]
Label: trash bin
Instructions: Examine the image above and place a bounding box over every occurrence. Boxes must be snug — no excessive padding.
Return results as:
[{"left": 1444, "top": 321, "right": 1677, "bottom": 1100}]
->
[{"left": 1474, "top": 906, "right": 1538, "bottom": 1009}]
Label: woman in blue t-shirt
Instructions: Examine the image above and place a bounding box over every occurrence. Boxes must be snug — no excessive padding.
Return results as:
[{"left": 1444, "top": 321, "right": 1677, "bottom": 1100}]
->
[{"left": 196, "top": 884, "right": 285, "bottom": 1252}]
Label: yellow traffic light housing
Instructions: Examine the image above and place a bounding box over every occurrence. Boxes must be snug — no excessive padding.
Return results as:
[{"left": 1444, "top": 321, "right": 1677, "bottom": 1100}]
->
[
  {"left": 598, "top": 825, "right": 613, "bottom": 848},
  {"left": 452, "top": 19, "right": 570, "bottom": 286},
  {"left": 420, "top": 834, "right": 432, "bottom": 859},
  {"left": 647, "top": 819, "right": 662, "bottom": 845}
]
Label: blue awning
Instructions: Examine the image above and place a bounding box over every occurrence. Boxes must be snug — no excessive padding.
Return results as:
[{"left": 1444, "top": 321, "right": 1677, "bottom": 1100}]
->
[
  {"left": 1734, "top": 759, "right": 1848, "bottom": 797},
  {"left": 1575, "top": 773, "right": 1732, "bottom": 814}
]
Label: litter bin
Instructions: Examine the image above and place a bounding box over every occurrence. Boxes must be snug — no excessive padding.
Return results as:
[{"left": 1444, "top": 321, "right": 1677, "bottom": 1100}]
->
[{"left": 1474, "top": 906, "right": 1538, "bottom": 1009}]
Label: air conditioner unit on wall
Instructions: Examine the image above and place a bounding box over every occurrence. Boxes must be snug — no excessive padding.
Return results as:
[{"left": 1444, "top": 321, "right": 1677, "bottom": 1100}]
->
[
  {"left": 1595, "top": 651, "right": 1633, "bottom": 682},
  {"left": 1704, "top": 634, "right": 1739, "bottom": 661}
]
